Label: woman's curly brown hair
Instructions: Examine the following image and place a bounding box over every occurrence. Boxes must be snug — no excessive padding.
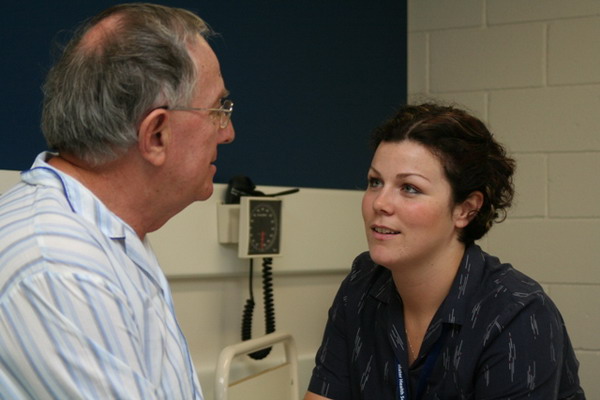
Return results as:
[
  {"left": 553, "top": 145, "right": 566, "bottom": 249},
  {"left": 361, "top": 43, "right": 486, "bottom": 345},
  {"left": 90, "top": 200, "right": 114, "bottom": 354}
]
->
[{"left": 370, "top": 103, "right": 515, "bottom": 244}]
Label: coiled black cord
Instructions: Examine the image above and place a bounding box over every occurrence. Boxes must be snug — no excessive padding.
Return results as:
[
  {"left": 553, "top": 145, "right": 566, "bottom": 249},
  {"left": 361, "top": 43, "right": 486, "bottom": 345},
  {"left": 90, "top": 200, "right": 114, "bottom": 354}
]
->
[{"left": 241, "top": 257, "right": 276, "bottom": 359}]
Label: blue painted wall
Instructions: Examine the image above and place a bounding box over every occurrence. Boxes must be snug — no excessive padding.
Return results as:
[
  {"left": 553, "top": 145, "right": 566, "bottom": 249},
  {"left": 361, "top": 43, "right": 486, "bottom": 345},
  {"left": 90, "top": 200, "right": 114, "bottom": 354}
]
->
[{"left": 1, "top": 1, "right": 406, "bottom": 190}]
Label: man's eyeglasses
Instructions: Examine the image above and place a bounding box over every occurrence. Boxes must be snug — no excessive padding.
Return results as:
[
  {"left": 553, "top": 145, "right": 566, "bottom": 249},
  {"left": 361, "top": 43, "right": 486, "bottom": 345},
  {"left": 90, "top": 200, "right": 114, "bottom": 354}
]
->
[{"left": 159, "top": 99, "right": 234, "bottom": 129}]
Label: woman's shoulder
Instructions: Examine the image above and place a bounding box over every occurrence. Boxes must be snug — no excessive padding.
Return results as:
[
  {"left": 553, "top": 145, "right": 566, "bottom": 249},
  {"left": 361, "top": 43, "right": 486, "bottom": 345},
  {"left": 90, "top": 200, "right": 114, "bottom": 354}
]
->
[
  {"left": 472, "top": 250, "right": 561, "bottom": 327},
  {"left": 480, "top": 251, "right": 546, "bottom": 302}
]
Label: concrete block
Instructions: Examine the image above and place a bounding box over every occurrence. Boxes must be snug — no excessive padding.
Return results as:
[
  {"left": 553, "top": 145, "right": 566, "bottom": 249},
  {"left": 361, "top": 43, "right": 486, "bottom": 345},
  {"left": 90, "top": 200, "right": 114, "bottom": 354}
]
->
[
  {"left": 408, "top": 32, "right": 428, "bottom": 94},
  {"left": 489, "top": 86, "right": 600, "bottom": 152},
  {"left": 407, "top": 93, "right": 429, "bottom": 104},
  {"left": 548, "top": 17, "right": 600, "bottom": 85},
  {"left": 486, "top": 219, "right": 600, "bottom": 284},
  {"left": 476, "top": 235, "right": 489, "bottom": 252},
  {"left": 511, "top": 154, "right": 547, "bottom": 218},
  {"left": 432, "top": 92, "right": 488, "bottom": 121},
  {"left": 430, "top": 24, "right": 545, "bottom": 92},
  {"left": 548, "top": 285, "right": 600, "bottom": 350},
  {"left": 487, "top": 0, "right": 600, "bottom": 24},
  {"left": 408, "top": 92, "right": 487, "bottom": 123},
  {"left": 408, "top": 0, "right": 483, "bottom": 32},
  {"left": 549, "top": 153, "right": 600, "bottom": 217},
  {"left": 0, "top": 170, "right": 21, "bottom": 194}
]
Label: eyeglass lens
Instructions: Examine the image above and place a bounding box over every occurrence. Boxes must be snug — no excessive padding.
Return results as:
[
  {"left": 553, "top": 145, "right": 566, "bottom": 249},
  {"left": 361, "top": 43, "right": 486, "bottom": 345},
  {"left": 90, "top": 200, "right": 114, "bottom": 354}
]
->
[{"left": 219, "top": 100, "right": 233, "bottom": 128}]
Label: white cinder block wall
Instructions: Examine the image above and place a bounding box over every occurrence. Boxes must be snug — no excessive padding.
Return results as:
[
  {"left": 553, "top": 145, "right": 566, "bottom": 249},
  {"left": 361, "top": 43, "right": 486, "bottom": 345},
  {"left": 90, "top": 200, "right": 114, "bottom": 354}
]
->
[{"left": 408, "top": 0, "right": 600, "bottom": 396}]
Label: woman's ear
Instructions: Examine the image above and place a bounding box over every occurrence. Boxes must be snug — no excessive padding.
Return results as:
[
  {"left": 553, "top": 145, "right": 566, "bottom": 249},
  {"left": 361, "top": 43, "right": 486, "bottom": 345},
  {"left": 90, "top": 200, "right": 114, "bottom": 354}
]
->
[
  {"left": 454, "top": 191, "right": 484, "bottom": 229},
  {"left": 138, "top": 108, "right": 170, "bottom": 166}
]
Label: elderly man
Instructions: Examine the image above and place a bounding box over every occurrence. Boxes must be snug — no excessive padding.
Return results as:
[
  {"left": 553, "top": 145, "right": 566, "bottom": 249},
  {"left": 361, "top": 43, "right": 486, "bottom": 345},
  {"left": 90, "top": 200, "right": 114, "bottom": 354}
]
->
[{"left": 0, "top": 3, "right": 234, "bottom": 399}]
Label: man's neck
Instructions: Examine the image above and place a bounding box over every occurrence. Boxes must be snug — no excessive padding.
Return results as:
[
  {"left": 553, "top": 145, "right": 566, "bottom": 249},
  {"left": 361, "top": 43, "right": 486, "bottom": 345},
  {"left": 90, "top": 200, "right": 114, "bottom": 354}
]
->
[{"left": 47, "top": 152, "right": 158, "bottom": 238}]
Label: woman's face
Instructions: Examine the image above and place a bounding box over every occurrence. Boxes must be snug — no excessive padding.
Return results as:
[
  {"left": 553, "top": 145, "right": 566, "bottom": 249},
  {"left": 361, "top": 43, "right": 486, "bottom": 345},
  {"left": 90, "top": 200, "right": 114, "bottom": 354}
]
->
[{"left": 362, "top": 140, "right": 468, "bottom": 270}]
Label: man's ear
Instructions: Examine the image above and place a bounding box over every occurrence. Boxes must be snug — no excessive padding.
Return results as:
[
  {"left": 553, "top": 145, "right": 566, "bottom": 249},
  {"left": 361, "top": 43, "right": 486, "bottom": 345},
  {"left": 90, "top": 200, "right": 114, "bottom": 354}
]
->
[
  {"left": 454, "top": 191, "right": 484, "bottom": 229},
  {"left": 138, "top": 108, "right": 170, "bottom": 166}
]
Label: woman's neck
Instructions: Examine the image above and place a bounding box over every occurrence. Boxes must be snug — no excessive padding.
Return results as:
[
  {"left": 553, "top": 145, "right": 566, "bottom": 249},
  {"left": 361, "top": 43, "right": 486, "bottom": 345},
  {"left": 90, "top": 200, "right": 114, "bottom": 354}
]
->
[
  {"left": 392, "top": 240, "right": 465, "bottom": 311},
  {"left": 391, "top": 242, "right": 466, "bottom": 364}
]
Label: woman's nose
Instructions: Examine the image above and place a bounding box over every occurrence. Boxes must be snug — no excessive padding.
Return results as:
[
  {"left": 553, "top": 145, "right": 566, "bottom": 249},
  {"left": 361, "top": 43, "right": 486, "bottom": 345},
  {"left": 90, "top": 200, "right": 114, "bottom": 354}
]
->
[{"left": 373, "top": 190, "right": 393, "bottom": 215}]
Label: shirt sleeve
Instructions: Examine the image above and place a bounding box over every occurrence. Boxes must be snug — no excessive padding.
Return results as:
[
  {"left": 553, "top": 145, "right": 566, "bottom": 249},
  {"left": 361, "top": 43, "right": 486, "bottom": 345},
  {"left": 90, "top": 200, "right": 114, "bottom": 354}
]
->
[
  {"left": 0, "top": 268, "right": 162, "bottom": 400},
  {"left": 473, "top": 295, "right": 585, "bottom": 400},
  {"left": 307, "top": 272, "right": 353, "bottom": 399}
]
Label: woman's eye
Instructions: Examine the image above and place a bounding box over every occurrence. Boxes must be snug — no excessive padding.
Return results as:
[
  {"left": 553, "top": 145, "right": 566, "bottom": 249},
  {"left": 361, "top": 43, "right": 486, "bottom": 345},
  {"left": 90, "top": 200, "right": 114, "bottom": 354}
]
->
[
  {"left": 367, "top": 177, "right": 382, "bottom": 188},
  {"left": 402, "top": 184, "right": 420, "bottom": 194}
]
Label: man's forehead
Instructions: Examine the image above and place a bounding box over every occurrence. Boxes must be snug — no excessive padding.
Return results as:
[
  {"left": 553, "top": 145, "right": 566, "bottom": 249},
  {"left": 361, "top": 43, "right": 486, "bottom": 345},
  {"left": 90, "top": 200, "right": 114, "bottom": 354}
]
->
[{"left": 79, "top": 14, "right": 124, "bottom": 54}]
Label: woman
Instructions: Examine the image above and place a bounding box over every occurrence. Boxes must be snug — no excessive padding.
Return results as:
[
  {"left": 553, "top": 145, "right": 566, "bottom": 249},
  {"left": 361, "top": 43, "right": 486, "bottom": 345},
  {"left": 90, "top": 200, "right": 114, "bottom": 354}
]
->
[{"left": 304, "top": 104, "right": 585, "bottom": 399}]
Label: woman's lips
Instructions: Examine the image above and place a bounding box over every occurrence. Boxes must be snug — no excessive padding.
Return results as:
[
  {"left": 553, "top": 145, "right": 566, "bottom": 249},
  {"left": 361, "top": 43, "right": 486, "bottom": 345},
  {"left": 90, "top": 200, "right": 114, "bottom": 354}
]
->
[{"left": 371, "top": 225, "right": 401, "bottom": 237}]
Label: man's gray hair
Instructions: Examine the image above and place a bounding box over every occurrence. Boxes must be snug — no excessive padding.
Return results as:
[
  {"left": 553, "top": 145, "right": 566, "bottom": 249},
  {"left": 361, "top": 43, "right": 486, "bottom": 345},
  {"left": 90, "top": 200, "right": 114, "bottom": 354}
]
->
[{"left": 41, "top": 3, "right": 213, "bottom": 165}]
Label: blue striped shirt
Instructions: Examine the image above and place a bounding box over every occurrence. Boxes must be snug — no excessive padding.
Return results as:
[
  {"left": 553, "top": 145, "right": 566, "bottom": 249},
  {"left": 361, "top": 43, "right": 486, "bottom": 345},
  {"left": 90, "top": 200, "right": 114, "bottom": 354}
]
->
[{"left": 0, "top": 153, "right": 203, "bottom": 399}]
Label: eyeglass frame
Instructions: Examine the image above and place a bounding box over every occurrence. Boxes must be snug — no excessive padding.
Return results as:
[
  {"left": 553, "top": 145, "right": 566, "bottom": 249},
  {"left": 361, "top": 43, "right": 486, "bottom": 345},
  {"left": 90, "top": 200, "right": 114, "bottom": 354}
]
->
[{"left": 157, "top": 99, "right": 234, "bottom": 129}]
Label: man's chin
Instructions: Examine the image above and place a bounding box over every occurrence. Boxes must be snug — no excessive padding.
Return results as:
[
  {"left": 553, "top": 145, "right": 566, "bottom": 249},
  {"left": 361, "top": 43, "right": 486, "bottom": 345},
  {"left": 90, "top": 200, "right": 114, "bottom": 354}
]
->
[{"left": 197, "top": 182, "right": 214, "bottom": 202}]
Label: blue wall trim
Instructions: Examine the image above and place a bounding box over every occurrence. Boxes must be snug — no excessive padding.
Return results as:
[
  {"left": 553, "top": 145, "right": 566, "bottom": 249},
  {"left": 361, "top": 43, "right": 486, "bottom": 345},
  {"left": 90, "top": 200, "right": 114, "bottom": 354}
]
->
[{"left": 1, "top": 1, "right": 407, "bottom": 190}]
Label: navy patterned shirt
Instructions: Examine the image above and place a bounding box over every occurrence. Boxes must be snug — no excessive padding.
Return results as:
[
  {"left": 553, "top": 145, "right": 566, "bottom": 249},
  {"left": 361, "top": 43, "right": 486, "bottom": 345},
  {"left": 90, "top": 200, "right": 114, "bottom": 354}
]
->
[{"left": 307, "top": 245, "right": 585, "bottom": 399}]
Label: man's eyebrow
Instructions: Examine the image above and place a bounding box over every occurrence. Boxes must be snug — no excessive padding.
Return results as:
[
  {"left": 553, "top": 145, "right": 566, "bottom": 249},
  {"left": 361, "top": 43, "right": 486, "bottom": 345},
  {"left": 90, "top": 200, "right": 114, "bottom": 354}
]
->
[{"left": 208, "top": 91, "right": 229, "bottom": 108}]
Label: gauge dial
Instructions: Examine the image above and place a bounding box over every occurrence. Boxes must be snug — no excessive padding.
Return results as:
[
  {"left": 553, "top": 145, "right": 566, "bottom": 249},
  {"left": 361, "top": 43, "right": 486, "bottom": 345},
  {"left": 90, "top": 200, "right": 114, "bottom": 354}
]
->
[{"left": 248, "top": 200, "right": 281, "bottom": 255}]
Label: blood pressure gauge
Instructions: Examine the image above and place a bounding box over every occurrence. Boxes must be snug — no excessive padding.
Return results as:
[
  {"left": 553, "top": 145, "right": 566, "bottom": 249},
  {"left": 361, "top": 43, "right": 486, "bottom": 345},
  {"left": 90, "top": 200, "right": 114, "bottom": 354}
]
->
[{"left": 238, "top": 197, "right": 282, "bottom": 258}]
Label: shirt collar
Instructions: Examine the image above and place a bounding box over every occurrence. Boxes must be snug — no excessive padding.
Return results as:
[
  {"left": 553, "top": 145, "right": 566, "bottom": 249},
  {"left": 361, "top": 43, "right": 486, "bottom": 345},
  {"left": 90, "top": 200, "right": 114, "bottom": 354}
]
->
[
  {"left": 22, "top": 152, "right": 127, "bottom": 240},
  {"left": 21, "top": 152, "right": 166, "bottom": 291},
  {"left": 366, "top": 256, "right": 395, "bottom": 304},
  {"left": 367, "top": 244, "right": 486, "bottom": 327},
  {"left": 436, "top": 244, "right": 486, "bottom": 327}
]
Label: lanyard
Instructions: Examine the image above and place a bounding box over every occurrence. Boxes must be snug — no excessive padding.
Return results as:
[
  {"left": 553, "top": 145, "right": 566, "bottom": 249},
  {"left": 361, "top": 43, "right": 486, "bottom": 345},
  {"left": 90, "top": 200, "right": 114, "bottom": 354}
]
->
[
  {"left": 397, "top": 325, "right": 449, "bottom": 400},
  {"left": 396, "top": 363, "right": 409, "bottom": 400}
]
